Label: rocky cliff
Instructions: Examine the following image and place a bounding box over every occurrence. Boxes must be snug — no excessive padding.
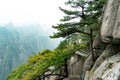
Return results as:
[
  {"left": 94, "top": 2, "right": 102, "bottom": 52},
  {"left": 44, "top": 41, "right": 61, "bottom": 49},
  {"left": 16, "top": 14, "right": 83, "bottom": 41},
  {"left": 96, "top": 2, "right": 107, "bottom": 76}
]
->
[
  {"left": 63, "top": 0, "right": 120, "bottom": 80},
  {"left": 5, "top": 0, "right": 120, "bottom": 79}
]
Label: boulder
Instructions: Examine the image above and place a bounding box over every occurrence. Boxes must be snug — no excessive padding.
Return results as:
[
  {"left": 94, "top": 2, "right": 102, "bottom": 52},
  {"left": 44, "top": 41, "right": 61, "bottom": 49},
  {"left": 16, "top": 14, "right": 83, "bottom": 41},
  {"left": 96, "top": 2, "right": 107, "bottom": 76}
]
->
[
  {"left": 90, "top": 53, "right": 120, "bottom": 80},
  {"left": 113, "top": 3, "right": 120, "bottom": 42},
  {"left": 68, "top": 54, "right": 83, "bottom": 76},
  {"left": 91, "top": 44, "right": 119, "bottom": 72},
  {"left": 101, "top": 0, "right": 119, "bottom": 43}
]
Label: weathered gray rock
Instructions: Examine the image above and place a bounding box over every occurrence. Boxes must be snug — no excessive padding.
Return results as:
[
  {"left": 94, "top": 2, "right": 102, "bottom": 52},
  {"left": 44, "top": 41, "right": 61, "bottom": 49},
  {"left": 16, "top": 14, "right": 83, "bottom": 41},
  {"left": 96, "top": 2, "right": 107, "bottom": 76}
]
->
[
  {"left": 84, "top": 71, "right": 89, "bottom": 80},
  {"left": 113, "top": 3, "right": 120, "bottom": 42},
  {"left": 101, "top": 0, "right": 119, "bottom": 43},
  {"left": 93, "top": 34, "right": 103, "bottom": 49},
  {"left": 93, "top": 33, "right": 105, "bottom": 56},
  {"left": 90, "top": 53, "right": 120, "bottom": 80},
  {"left": 83, "top": 55, "right": 94, "bottom": 72},
  {"left": 63, "top": 78, "right": 69, "bottom": 80},
  {"left": 102, "top": 63, "right": 120, "bottom": 80},
  {"left": 63, "top": 76, "right": 80, "bottom": 80},
  {"left": 83, "top": 0, "right": 120, "bottom": 80},
  {"left": 64, "top": 0, "right": 120, "bottom": 80},
  {"left": 68, "top": 54, "right": 83, "bottom": 76},
  {"left": 68, "top": 76, "right": 80, "bottom": 80},
  {"left": 91, "top": 44, "right": 119, "bottom": 72},
  {"left": 63, "top": 54, "right": 84, "bottom": 80}
]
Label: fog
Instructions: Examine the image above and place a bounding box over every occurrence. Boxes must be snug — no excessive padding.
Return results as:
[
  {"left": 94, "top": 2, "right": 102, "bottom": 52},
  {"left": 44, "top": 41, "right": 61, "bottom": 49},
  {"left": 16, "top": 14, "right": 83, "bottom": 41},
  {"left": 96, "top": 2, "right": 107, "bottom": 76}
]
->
[{"left": 0, "top": 0, "right": 65, "bottom": 26}]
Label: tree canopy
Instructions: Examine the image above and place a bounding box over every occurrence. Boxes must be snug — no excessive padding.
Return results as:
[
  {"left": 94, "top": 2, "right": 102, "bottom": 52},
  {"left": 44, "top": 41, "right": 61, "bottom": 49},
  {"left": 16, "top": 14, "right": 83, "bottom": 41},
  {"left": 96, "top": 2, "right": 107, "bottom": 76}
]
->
[{"left": 50, "top": 0, "right": 107, "bottom": 38}]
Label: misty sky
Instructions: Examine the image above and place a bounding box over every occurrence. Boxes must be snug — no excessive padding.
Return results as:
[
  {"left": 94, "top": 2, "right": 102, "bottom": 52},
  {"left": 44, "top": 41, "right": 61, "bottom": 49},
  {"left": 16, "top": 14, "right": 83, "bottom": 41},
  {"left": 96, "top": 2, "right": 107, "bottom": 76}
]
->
[{"left": 0, "top": 0, "right": 65, "bottom": 27}]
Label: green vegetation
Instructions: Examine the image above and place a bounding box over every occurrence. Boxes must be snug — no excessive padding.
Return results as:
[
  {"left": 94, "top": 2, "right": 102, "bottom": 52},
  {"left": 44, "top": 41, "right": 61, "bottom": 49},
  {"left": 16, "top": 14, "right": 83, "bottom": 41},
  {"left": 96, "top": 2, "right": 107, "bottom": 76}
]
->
[
  {"left": 7, "top": 0, "right": 107, "bottom": 80},
  {"left": 50, "top": 0, "right": 106, "bottom": 39},
  {"left": 7, "top": 39, "right": 85, "bottom": 80},
  {"left": 50, "top": 0, "right": 107, "bottom": 62},
  {"left": 0, "top": 24, "right": 59, "bottom": 80}
]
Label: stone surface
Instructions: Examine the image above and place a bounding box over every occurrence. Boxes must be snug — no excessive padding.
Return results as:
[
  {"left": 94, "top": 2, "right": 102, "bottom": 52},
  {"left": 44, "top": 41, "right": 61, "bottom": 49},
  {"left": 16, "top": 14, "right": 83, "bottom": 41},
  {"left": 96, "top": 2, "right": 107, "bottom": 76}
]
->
[
  {"left": 113, "top": 3, "right": 120, "bottom": 41},
  {"left": 90, "top": 53, "right": 120, "bottom": 80},
  {"left": 68, "top": 54, "right": 83, "bottom": 76},
  {"left": 84, "top": 71, "right": 89, "bottom": 80},
  {"left": 101, "top": 0, "right": 119, "bottom": 42},
  {"left": 91, "top": 44, "right": 119, "bottom": 72},
  {"left": 63, "top": 78, "right": 69, "bottom": 80},
  {"left": 102, "top": 63, "right": 120, "bottom": 80},
  {"left": 58, "top": 0, "right": 120, "bottom": 80},
  {"left": 93, "top": 34, "right": 103, "bottom": 49},
  {"left": 63, "top": 54, "right": 83, "bottom": 80},
  {"left": 63, "top": 76, "right": 80, "bottom": 80},
  {"left": 83, "top": 54, "right": 94, "bottom": 72},
  {"left": 93, "top": 34, "right": 105, "bottom": 57},
  {"left": 84, "top": 0, "right": 120, "bottom": 80},
  {"left": 69, "top": 76, "right": 80, "bottom": 80}
]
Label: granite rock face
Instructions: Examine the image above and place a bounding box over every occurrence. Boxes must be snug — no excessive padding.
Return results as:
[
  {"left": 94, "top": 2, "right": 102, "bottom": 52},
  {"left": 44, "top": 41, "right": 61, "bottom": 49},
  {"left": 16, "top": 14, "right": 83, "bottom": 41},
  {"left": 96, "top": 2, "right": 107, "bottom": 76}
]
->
[
  {"left": 90, "top": 53, "right": 120, "bottom": 80},
  {"left": 113, "top": 2, "right": 120, "bottom": 41},
  {"left": 47, "top": 0, "right": 120, "bottom": 79},
  {"left": 68, "top": 54, "right": 83, "bottom": 76},
  {"left": 63, "top": 54, "right": 84, "bottom": 80},
  {"left": 84, "top": 0, "right": 120, "bottom": 80},
  {"left": 101, "top": 0, "right": 120, "bottom": 43}
]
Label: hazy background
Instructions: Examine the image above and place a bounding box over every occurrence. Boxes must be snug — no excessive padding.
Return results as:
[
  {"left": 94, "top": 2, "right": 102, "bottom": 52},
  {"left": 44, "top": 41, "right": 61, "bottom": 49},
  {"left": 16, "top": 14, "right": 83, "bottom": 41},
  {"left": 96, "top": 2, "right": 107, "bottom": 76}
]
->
[
  {"left": 0, "top": 0, "right": 66, "bottom": 80},
  {"left": 0, "top": 0, "right": 65, "bottom": 26}
]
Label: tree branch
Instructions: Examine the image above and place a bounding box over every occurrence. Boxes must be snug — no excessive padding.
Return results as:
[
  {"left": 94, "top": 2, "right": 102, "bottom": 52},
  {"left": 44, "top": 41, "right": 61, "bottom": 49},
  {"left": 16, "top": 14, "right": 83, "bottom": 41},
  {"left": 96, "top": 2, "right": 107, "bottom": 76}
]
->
[{"left": 76, "top": 29, "right": 91, "bottom": 36}]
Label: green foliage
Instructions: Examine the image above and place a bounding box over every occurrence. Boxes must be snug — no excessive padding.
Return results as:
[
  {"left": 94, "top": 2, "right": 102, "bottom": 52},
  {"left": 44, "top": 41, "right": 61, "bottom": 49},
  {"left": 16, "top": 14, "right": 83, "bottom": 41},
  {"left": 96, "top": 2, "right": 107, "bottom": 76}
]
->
[
  {"left": 56, "top": 40, "right": 68, "bottom": 50},
  {"left": 0, "top": 25, "right": 60, "bottom": 80},
  {"left": 7, "top": 0, "right": 107, "bottom": 80},
  {"left": 50, "top": 0, "right": 107, "bottom": 39},
  {"left": 7, "top": 41, "right": 83, "bottom": 80}
]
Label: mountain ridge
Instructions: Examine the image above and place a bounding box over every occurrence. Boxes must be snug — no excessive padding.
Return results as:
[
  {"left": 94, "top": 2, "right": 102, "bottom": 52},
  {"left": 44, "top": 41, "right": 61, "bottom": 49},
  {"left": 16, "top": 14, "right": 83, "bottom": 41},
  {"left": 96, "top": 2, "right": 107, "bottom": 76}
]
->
[{"left": 0, "top": 23, "right": 59, "bottom": 80}]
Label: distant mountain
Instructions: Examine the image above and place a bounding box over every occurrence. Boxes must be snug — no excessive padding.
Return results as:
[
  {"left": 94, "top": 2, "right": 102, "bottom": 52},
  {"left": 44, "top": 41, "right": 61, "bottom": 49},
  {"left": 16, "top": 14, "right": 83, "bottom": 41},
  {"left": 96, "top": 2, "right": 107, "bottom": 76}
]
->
[{"left": 0, "top": 23, "right": 60, "bottom": 80}]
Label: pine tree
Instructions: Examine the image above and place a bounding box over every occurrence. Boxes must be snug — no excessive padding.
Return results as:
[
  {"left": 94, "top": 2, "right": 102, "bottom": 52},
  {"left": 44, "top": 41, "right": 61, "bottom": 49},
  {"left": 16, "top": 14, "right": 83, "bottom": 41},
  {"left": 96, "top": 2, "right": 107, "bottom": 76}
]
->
[
  {"left": 7, "top": 0, "right": 107, "bottom": 80},
  {"left": 50, "top": 0, "right": 107, "bottom": 66},
  {"left": 50, "top": 0, "right": 107, "bottom": 38}
]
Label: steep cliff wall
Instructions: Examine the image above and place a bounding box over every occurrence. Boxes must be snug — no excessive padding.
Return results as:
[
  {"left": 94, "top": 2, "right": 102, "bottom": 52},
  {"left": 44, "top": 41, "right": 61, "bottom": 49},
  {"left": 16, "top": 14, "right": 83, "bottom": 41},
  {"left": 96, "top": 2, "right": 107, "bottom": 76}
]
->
[
  {"left": 24, "top": 0, "right": 120, "bottom": 79},
  {"left": 84, "top": 0, "right": 120, "bottom": 79},
  {"left": 63, "top": 0, "right": 120, "bottom": 80}
]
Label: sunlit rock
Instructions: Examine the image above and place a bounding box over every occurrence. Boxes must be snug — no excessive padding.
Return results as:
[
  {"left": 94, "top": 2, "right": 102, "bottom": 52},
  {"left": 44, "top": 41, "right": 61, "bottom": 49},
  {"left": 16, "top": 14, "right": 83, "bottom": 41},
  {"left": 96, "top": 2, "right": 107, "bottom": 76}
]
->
[
  {"left": 90, "top": 53, "right": 120, "bottom": 80},
  {"left": 113, "top": 3, "right": 120, "bottom": 42},
  {"left": 101, "top": 0, "right": 119, "bottom": 43}
]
